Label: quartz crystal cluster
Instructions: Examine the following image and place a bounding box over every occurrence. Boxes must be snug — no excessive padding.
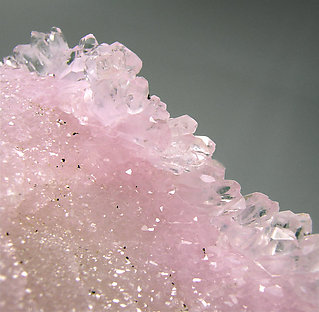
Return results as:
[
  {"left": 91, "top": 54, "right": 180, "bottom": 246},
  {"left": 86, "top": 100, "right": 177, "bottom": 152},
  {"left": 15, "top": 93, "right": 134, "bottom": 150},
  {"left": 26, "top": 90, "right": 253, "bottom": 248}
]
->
[{"left": 0, "top": 27, "right": 318, "bottom": 312}]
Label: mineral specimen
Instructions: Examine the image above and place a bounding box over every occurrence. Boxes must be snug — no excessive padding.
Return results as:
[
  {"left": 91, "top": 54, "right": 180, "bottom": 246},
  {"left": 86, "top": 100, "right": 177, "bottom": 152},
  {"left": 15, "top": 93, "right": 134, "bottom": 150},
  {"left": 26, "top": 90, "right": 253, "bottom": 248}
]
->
[{"left": 0, "top": 27, "right": 318, "bottom": 312}]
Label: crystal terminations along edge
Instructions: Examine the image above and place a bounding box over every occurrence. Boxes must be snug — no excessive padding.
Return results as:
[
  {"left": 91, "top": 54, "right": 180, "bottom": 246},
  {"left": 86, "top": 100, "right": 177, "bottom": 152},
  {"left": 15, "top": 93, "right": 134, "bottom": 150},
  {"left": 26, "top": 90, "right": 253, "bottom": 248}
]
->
[{"left": 0, "top": 27, "right": 318, "bottom": 312}]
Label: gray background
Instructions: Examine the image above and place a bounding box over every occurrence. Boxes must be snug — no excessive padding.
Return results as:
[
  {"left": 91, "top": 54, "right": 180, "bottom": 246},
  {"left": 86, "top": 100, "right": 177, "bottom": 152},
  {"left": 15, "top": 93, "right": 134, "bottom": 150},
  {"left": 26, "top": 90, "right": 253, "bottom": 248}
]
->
[{"left": 0, "top": 0, "right": 318, "bottom": 232}]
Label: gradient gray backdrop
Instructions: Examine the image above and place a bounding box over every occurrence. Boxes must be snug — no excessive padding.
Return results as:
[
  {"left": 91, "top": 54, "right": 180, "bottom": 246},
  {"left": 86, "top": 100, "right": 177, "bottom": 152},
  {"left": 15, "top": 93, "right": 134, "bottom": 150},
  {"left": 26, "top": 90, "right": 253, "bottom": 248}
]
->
[{"left": 1, "top": 0, "right": 318, "bottom": 232}]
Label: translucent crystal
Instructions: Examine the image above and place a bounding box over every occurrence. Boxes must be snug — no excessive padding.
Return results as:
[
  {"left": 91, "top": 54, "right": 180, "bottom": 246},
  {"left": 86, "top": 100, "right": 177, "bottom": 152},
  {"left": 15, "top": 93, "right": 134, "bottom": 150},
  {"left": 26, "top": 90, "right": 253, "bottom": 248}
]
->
[
  {"left": 238, "top": 192, "right": 279, "bottom": 226},
  {"left": 272, "top": 210, "right": 312, "bottom": 239},
  {"left": 1, "top": 28, "right": 318, "bottom": 312},
  {"left": 298, "top": 234, "right": 319, "bottom": 272},
  {"left": 12, "top": 27, "right": 69, "bottom": 75},
  {"left": 168, "top": 115, "right": 198, "bottom": 137},
  {"left": 78, "top": 34, "right": 98, "bottom": 53}
]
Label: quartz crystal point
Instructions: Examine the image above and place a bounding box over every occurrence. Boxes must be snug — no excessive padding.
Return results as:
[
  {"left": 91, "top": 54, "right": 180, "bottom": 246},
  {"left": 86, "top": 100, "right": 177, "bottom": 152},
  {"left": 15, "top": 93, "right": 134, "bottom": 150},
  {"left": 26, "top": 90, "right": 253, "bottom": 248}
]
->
[{"left": 0, "top": 27, "right": 318, "bottom": 312}]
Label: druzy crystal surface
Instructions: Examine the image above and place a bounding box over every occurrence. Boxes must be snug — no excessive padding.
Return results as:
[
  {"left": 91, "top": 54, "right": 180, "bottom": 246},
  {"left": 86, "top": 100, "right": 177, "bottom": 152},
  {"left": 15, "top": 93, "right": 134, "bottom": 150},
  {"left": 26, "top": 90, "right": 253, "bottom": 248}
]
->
[{"left": 0, "top": 27, "right": 318, "bottom": 312}]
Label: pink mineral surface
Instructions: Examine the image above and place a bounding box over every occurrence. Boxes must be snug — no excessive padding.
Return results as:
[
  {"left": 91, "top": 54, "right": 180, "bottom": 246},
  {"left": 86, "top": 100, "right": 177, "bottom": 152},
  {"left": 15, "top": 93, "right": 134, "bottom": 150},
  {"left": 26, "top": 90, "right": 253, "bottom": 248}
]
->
[{"left": 0, "top": 27, "right": 318, "bottom": 312}]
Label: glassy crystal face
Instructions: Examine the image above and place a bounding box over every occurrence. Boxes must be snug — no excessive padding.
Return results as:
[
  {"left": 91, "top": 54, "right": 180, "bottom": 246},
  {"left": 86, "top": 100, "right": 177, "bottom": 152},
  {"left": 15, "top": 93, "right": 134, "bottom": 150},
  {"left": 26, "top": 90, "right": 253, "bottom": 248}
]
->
[{"left": 0, "top": 27, "right": 318, "bottom": 312}]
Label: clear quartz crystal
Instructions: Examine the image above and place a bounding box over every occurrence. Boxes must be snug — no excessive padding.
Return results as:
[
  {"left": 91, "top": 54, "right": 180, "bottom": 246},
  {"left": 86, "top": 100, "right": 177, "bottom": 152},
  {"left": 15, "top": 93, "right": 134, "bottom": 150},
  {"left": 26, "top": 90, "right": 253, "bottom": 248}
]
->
[{"left": 12, "top": 27, "right": 69, "bottom": 75}]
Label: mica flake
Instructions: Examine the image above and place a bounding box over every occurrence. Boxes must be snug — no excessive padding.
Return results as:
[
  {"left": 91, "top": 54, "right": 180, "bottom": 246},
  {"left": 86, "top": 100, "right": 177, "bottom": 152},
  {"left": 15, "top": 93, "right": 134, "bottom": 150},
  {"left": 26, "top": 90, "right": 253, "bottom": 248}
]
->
[{"left": 0, "top": 27, "right": 318, "bottom": 312}]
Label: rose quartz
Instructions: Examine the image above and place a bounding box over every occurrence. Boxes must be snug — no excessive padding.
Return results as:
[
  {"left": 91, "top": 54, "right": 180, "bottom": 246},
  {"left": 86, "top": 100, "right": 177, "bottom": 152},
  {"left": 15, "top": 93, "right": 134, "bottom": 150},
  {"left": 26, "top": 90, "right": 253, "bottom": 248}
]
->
[{"left": 0, "top": 27, "right": 318, "bottom": 312}]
